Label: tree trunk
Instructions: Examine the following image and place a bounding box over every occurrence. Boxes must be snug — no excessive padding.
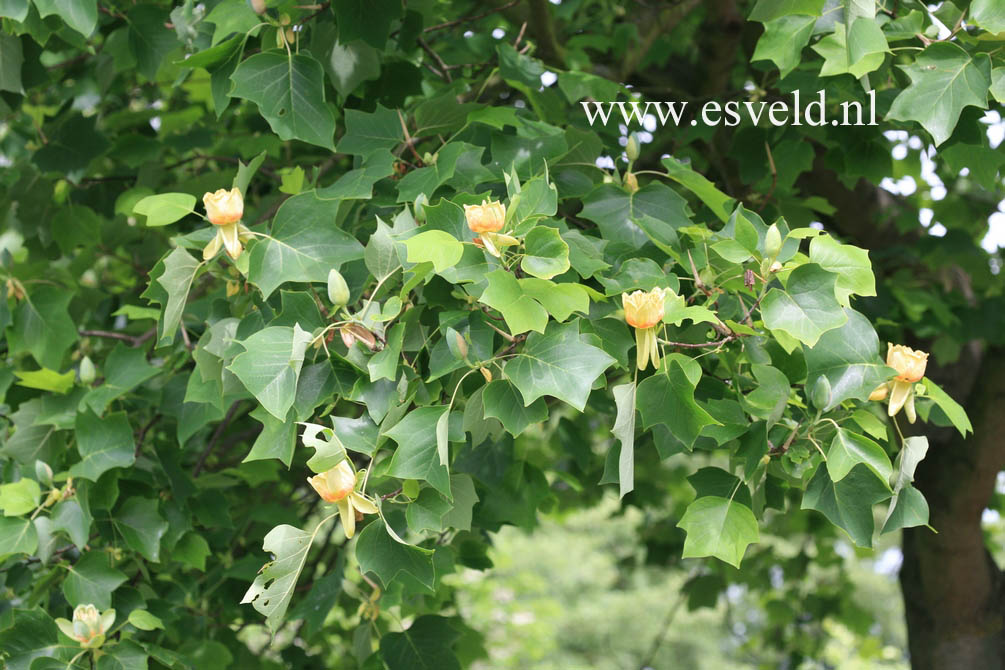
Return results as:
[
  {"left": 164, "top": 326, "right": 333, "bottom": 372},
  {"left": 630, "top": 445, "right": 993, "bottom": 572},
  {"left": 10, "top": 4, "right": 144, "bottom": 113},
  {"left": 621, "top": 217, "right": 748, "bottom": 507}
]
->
[{"left": 900, "top": 350, "right": 1005, "bottom": 670}]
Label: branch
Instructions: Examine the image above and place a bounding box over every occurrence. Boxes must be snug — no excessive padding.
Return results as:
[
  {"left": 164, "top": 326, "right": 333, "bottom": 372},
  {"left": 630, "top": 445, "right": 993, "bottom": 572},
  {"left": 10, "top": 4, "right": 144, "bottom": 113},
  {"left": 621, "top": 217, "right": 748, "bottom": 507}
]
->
[
  {"left": 421, "top": 0, "right": 522, "bottom": 34},
  {"left": 79, "top": 328, "right": 156, "bottom": 347},
  {"left": 193, "top": 401, "right": 243, "bottom": 477}
]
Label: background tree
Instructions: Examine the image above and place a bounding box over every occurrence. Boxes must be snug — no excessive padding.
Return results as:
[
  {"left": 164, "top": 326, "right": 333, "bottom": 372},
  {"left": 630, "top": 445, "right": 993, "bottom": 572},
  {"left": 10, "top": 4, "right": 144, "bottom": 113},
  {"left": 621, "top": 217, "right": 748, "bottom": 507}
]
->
[{"left": 0, "top": 1, "right": 1001, "bottom": 669}]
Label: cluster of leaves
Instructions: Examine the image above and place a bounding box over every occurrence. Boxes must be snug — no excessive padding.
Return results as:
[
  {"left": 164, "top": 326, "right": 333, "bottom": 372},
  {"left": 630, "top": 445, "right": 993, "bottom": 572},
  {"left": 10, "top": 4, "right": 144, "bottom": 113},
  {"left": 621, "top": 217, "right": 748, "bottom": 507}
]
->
[{"left": 0, "top": 0, "right": 999, "bottom": 668}]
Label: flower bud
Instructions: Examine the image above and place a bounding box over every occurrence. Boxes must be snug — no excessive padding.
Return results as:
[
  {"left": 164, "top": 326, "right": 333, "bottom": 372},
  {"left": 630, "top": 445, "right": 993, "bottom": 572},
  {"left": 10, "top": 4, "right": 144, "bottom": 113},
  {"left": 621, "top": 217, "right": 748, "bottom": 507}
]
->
[
  {"left": 764, "top": 223, "right": 781, "bottom": 260},
  {"left": 479, "top": 366, "right": 493, "bottom": 383},
  {"left": 623, "top": 171, "right": 639, "bottom": 193},
  {"left": 413, "top": 193, "right": 428, "bottom": 223},
  {"left": 626, "top": 133, "right": 640, "bottom": 162},
  {"left": 768, "top": 261, "right": 783, "bottom": 273},
  {"left": 810, "top": 375, "right": 831, "bottom": 409},
  {"left": 79, "top": 356, "right": 96, "bottom": 385},
  {"left": 327, "top": 269, "right": 350, "bottom": 308},
  {"left": 454, "top": 331, "right": 469, "bottom": 359},
  {"left": 249, "top": 0, "right": 266, "bottom": 13}
]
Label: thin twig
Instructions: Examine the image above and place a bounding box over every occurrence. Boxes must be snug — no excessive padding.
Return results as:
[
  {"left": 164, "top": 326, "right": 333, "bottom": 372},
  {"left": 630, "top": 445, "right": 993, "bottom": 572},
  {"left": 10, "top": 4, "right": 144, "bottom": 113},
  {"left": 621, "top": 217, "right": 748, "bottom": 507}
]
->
[
  {"left": 658, "top": 335, "right": 737, "bottom": 349},
  {"left": 79, "top": 328, "right": 156, "bottom": 347},
  {"left": 421, "top": 0, "right": 522, "bottom": 34},
  {"left": 193, "top": 401, "right": 243, "bottom": 476},
  {"left": 418, "top": 37, "right": 452, "bottom": 82},
  {"left": 756, "top": 141, "right": 777, "bottom": 213},
  {"left": 134, "top": 414, "right": 162, "bottom": 458}
]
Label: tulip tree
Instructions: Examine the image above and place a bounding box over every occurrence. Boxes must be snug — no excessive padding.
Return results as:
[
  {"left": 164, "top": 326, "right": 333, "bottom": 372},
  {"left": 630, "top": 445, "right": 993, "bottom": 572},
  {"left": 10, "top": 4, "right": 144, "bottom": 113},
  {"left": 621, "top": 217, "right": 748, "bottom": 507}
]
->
[{"left": 0, "top": 1, "right": 1001, "bottom": 669}]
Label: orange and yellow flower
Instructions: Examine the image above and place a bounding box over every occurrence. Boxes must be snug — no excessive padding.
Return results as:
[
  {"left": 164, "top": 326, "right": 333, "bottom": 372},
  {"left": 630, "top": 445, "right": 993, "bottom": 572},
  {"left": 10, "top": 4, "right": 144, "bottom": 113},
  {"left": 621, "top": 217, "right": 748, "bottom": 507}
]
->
[
  {"left": 202, "top": 188, "right": 253, "bottom": 260},
  {"left": 622, "top": 287, "right": 671, "bottom": 370},
  {"left": 307, "top": 460, "right": 378, "bottom": 539}
]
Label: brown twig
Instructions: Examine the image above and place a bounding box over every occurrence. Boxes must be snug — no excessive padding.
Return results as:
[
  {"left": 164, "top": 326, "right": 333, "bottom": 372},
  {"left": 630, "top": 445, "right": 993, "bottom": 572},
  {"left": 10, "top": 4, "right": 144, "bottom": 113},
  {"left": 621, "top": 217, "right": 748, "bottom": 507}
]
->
[
  {"left": 134, "top": 414, "right": 162, "bottom": 458},
  {"left": 659, "top": 335, "right": 737, "bottom": 349},
  {"left": 421, "top": 0, "right": 522, "bottom": 33},
  {"left": 79, "top": 328, "right": 156, "bottom": 347},
  {"left": 418, "top": 37, "right": 452, "bottom": 82},
  {"left": 193, "top": 401, "right": 243, "bottom": 476},
  {"left": 756, "top": 142, "right": 777, "bottom": 213},
  {"left": 296, "top": 1, "right": 330, "bottom": 26}
]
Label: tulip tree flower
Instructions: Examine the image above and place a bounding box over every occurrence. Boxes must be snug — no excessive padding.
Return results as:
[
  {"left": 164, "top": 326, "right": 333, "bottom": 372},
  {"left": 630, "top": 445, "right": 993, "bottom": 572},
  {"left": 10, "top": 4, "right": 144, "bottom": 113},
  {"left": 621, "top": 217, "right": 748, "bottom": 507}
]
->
[
  {"left": 202, "top": 188, "right": 253, "bottom": 261},
  {"left": 464, "top": 199, "right": 518, "bottom": 258},
  {"left": 871, "top": 344, "right": 929, "bottom": 423},
  {"left": 307, "top": 460, "right": 378, "bottom": 539},
  {"left": 622, "top": 287, "right": 672, "bottom": 370},
  {"left": 55, "top": 604, "right": 115, "bottom": 649}
]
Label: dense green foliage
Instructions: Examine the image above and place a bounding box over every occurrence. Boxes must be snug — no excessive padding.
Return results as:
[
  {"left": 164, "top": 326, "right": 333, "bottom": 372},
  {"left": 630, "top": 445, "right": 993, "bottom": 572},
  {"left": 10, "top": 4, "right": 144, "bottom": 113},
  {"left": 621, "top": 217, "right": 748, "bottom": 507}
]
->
[{"left": 0, "top": 0, "right": 1002, "bottom": 668}]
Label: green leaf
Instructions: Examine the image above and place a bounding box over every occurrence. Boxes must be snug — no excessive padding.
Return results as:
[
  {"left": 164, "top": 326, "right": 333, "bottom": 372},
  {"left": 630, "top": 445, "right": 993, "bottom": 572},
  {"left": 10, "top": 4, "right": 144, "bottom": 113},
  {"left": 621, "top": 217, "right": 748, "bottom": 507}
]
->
[
  {"left": 228, "top": 325, "right": 312, "bottom": 421},
  {"left": 380, "top": 616, "right": 461, "bottom": 670},
  {"left": 478, "top": 270, "right": 549, "bottom": 335},
  {"left": 83, "top": 344, "right": 160, "bottom": 414},
  {"left": 804, "top": 309, "right": 892, "bottom": 410},
  {"left": 518, "top": 278, "right": 591, "bottom": 323},
  {"left": 95, "top": 640, "right": 148, "bottom": 670},
  {"left": 300, "top": 420, "right": 346, "bottom": 473},
  {"left": 0, "top": 610, "right": 78, "bottom": 670},
  {"left": 971, "top": 0, "right": 1005, "bottom": 34},
  {"left": 128, "top": 609, "right": 164, "bottom": 631},
  {"left": 70, "top": 410, "right": 136, "bottom": 482},
  {"left": 661, "top": 156, "right": 735, "bottom": 222},
  {"left": 13, "top": 368, "right": 74, "bottom": 394},
  {"left": 744, "top": 364, "right": 789, "bottom": 427},
  {"left": 922, "top": 378, "right": 972, "bottom": 436},
  {"left": 149, "top": 247, "right": 201, "bottom": 346},
  {"left": 242, "top": 517, "right": 333, "bottom": 634},
  {"left": 0, "top": 32, "right": 23, "bottom": 94},
  {"left": 112, "top": 497, "right": 168, "bottom": 562},
  {"left": 611, "top": 382, "right": 637, "bottom": 499},
  {"left": 364, "top": 218, "right": 401, "bottom": 282},
  {"left": 332, "top": 414, "right": 379, "bottom": 456},
  {"left": 335, "top": 103, "right": 403, "bottom": 158},
  {"left": 751, "top": 15, "right": 816, "bottom": 79},
  {"left": 887, "top": 43, "right": 991, "bottom": 145},
  {"left": 678, "top": 496, "right": 759, "bottom": 568},
  {"left": 812, "top": 21, "right": 885, "bottom": 78},
  {"left": 62, "top": 551, "right": 127, "bottom": 610},
  {"left": 355, "top": 522, "right": 435, "bottom": 590},
  {"left": 482, "top": 379, "right": 548, "bottom": 437},
  {"left": 579, "top": 182, "right": 689, "bottom": 251},
  {"left": 0, "top": 0, "right": 29, "bottom": 22},
  {"left": 327, "top": 38, "right": 381, "bottom": 96},
  {"left": 133, "top": 193, "right": 197, "bottom": 227},
  {"left": 748, "top": 0, "right": 824, "bottom": 21},
  {"left": 0, "top": 516, "right": 37, "bottom": 556},
  {"left": 992, "top": 68, "right": 1005, "bottom": 104},
  {"left": 637, "top": 360, "right": 721, "bottom": 450},
  {"left": 52, "top": 498, "right": 91, "bottom": 549},
  {"left": 173, "top": 532, "right": 211, "bottom": 571},
  {"left": 0, "top": 478, "right": 41, "bottom": 516},
  {"left": 404, "top": 229, "right": 464, "bottom": 273},
  {"left": 826, "top": 428, "right": 893, "bottom": 487},
  {"left": 760, "top": 263, "right": 847, "bottom": 347},
  {"left": 808, "top": 233, "right": 875, "bottom": 305},
  {"left": 801, "top": 464, "right": 891, "bottom": 547},
  {"left": 385, "top": 407, "right": 451, "bottom": 498},
  {"left": 882, "top": 485, "right": 930, "bottom": 535},
  {"left": 882, "top": 436, "right": 930, "bottom": 533},
  {"left": 33, "top": 0, "right": 96, "bottom": 37},
  {"left": 504, "top": 321, "right": 616, "bottom": 412},
  {"left": 9, "top": 287, "right": 78, "bottom": 370},
  {"left": 368, "top": 322, "right": 405, "bottom": 382},
  {"left": 334, "top": 0, "right": 402, "bottom": 49},
  {"left": 127, "top": 4, "right": 180, "bottom": 80},
  {"left": 521, "top": 227, "right": 571, "bottom": 279},
  {"left": 205, "top": 0, "right": 258, "bottom": 45},
  {"left": 229, "top": 51, "right": 337, "bottom": 149},
  {"left": 247, "top": 192, "right": 365, "bottom": 298}
]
